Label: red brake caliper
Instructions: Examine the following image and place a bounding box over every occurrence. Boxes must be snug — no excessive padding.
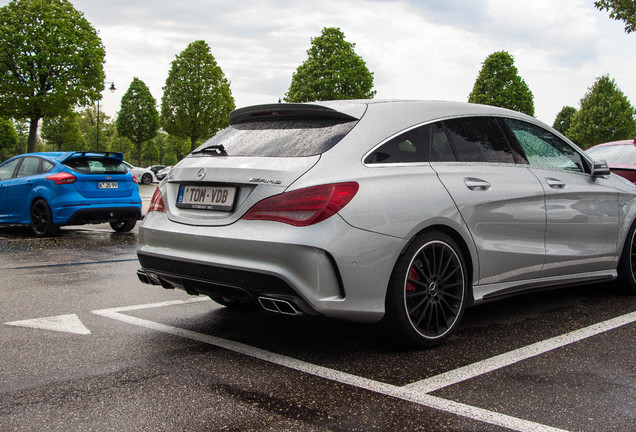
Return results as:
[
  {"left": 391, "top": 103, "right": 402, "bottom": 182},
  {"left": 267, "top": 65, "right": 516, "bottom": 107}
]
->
[{"left": 406, "top": 267, "right": 418, "bottom": 293}]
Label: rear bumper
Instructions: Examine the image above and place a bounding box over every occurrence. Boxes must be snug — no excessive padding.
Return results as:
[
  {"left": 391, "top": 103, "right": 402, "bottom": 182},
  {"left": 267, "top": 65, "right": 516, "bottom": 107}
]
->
[
  {"left": 137, "top": 211, "right": 405, "bottom": 322},
  {"left": 64, "top": 206, "right": 142, "bottom": 225}
]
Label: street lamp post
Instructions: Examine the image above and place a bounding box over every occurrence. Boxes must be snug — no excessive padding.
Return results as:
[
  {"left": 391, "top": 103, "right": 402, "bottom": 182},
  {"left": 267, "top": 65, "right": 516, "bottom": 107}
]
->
[{"left": 96, "top": 82, "right": 116, "bottom": 151}]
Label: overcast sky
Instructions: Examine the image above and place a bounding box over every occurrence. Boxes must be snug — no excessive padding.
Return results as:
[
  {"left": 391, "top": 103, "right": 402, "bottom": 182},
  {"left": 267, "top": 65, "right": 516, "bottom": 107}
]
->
[{"left": 6, "top": 0, "right": 636, "bottom": 125}]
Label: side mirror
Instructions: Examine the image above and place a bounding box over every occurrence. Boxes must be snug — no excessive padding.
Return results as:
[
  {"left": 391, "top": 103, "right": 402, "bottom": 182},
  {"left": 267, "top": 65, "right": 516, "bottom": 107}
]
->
[{"left": 592, "top": 159, "right": 611, "bottom": 177}]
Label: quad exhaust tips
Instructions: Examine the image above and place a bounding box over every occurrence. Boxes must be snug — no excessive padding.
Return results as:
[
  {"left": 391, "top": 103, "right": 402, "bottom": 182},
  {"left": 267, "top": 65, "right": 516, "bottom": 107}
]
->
[{"left": 258, "top": 297, "right": 302, "bottom": 315}]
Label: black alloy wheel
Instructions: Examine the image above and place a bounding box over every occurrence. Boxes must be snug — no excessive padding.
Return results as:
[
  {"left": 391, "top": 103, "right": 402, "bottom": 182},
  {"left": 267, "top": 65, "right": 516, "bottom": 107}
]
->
[
  {"left": 110, "top": 219, "right": 137, "bottom": 233},
  {"left": 617, "top": 221, "right": 636, "bottom": 294},
  {"left": 384, "top": 230, "right": 468, "bottom": 348},
  {"left": 30, "top": 199, "right": 60, "bottom": 237}
]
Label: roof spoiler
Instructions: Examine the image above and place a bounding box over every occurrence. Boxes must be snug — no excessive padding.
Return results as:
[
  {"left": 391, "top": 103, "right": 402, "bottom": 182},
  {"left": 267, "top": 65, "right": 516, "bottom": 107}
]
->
[
  {"left": 64, "top": 151, "right": 124, "bottom": 162},
  {"left": 229, "top": 103, "right": 358, "bottom": 125}
]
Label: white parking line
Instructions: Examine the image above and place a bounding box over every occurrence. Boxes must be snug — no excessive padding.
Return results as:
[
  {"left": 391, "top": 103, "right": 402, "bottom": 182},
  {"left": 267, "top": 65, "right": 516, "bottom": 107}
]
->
[{"left": 93, "top": 300, "right": 636, "bottom": 432}]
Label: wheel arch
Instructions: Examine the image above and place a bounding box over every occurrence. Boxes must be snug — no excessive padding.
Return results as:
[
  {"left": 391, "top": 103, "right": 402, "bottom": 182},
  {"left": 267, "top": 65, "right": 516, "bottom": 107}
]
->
[{"left": 400, "top": 224, "right": 477, "bottom": 306}]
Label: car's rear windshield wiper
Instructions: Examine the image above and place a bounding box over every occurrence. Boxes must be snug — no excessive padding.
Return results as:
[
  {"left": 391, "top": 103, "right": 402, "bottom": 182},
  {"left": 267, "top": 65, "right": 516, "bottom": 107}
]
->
[{"left": 192, "top": 144, "right": 227, "bottom": 156}]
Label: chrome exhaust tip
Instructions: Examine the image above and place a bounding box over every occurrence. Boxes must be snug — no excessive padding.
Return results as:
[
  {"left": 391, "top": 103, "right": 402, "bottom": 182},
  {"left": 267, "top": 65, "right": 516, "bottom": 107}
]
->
[{"left": 258, "top": 297, "right": 302, "bottom": 315}]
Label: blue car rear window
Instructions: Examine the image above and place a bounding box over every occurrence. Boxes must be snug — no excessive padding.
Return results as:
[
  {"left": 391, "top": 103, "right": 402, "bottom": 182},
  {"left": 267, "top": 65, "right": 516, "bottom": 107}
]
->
[{"left": 65, "top": 157, "right": 127, "bottom": 175}]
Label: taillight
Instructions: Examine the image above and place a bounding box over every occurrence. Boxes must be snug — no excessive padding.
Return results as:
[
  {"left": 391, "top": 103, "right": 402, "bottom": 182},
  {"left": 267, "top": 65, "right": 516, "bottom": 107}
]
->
[
  {"left": 243, "top": 182, "right": 359, "bottom": 227},
  {"left": 45, "top": 172, "right": 76, "bottom": 185},
  {"left": 132, "top": 175, "right": 139, "bottom": 184},
  {"left": 148, "top": 187, "right": 166, "bottom": 213}
]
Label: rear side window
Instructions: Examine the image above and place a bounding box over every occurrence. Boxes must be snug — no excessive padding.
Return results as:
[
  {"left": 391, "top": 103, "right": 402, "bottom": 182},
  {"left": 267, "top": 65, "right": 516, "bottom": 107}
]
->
[
  {"left": 365, "top": 122, "right": 456, "bottom": 164},
  {"left": 65, "top": 157, "right": 127, "bottom": 175},
  {"left": 443, "top": 117, "right": 515, "bottom": 163},
  {"left": 193, "top": 119, "right": 357, "bottom": 158},
  {"left": 15, "top": 156, "right": 42, "bottom": 178}
]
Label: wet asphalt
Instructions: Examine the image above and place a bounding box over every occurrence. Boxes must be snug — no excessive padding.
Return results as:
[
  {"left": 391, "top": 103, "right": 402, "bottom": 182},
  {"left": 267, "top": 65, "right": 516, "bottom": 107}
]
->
[{"left": 0, "top": 183, "right": 634, "bottom": 431}]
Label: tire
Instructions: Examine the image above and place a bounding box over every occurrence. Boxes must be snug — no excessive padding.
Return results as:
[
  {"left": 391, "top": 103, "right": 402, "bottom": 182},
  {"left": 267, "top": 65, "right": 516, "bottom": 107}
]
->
[
  {"left": 141, "top": 173, "right": 152, "bottom": 185},
  {"left": 30, "top": 199, "right": 60, "bottom": 238},
  {"left": 616, "top": 221, "right": 636, "bottom": 294},
  {"left": 383, "top": 230, "right": 468, "bottom": 348},
  {"left": 110, "top": 219, "right": 137, "bottom": 233}
]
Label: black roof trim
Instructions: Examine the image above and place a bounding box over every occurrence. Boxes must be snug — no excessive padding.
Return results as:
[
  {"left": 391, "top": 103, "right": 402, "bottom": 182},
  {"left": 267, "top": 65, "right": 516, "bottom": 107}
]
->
[{"left": 229, "top": 103, "right": 358, "bottom": 125}]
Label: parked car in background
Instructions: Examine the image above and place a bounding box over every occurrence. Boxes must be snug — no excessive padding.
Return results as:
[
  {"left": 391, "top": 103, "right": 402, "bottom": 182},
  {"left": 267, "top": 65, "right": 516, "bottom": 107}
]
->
[
  {"left": 155, "top": 166, "right": 173, "bottom": 181},
  {"left": 147, "top": 165, "right": 166, "bottom": 176},
  {"left": 136, "top": 100, "right": 636, "bottom": 348},
  {"left": 0, "top": 151, "right": 142, "bottom": 237},
  {"left": 124, "top": 161, "right": 155, "bottom": 185},
  {"left": 586, "top": 138, "right": 636, "bottom": 183}
]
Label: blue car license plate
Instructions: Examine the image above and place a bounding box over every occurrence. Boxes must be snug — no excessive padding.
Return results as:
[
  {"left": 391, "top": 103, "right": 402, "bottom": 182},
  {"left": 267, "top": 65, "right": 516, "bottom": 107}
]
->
[{"left": 98, "top": 182, "right": 118, "bottom": 189}]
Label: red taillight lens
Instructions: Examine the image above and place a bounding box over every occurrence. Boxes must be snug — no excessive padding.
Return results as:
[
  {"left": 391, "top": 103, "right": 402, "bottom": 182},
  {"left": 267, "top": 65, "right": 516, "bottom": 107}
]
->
[
  {"left": 45, "top": 172, "right": 76, "bottom": 185},
  {"left": 132, "top": 175, "right": 139, "bottom": 184},
  {"left": 148, "top": 188, "right": 166, "bottom": 213},
  {"left": 243, "top": 182, "right": 359, "bottom": 227}
]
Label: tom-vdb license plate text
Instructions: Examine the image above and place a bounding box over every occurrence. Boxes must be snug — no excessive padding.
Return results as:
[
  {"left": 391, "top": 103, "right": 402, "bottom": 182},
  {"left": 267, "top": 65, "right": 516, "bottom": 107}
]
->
[
  {"left": 98, "top": 182, "right": 118, "bottom": 189},
  {"left": 177, "top": 185, "right": 236, "bottom": 211}
]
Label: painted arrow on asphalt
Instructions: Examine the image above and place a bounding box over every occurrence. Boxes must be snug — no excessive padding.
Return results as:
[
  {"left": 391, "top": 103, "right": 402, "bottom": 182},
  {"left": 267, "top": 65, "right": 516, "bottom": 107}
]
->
[{"left": 4, "top": 314, "right": 91, "bottom": 335}]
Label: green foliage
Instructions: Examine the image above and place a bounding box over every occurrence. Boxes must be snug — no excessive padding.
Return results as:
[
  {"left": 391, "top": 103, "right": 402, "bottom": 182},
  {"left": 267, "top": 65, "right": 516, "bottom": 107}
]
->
[
  {"left": 595, "top": 0, "right": 636, "bottom": 33},
  {"left": 163, "top": 153, "right": 177, "bottom": 166},
  {"left": 41, "top": 111, "right": 86, "bottom": 151},
  {"left": 552, "top": 106, "right": 577, "bottom": 137},
  {"left": 161, "top": 40, "right": 235, "bottom": 152},
  {"left": 0, "top": 0, "right": 105, "bottom": 152},
  {"left": 117, "top": 78, "right": 159, "bottom": 165},
  {"left": 142, "top": 140, "right": 160, "bottom": 165},
  {"left": 165, "top": 134, "right": 191, "bottom": 162},
  {"left": 76, "top": 105, "right": 115, "bottom": 151},
  {"left": 468, "top": 51, "right": 535, "bottom": 116},
  {"left": 568, "top": 75, "right": 636, "bottom": 148},
  {"left": 285, "top": 27, "right": 376, "bottom": 103},
  {"left": 0, "top": 118, "right": 19, "bottom": 161}
]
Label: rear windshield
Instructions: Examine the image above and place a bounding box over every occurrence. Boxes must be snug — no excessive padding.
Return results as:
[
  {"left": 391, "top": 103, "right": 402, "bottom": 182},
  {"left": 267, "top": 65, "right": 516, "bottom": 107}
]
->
[
  {"left": 192, "top": 119, "right": 358, "bottom": 157},
  {"left": 64, "top": 157, "right": 127, "bottom": 175}
]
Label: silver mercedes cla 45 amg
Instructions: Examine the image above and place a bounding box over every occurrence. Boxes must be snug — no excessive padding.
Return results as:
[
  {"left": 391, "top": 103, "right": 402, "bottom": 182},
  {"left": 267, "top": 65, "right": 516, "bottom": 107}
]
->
[{"left": 137, "top": 100, "right": 636, "bottom": 348}]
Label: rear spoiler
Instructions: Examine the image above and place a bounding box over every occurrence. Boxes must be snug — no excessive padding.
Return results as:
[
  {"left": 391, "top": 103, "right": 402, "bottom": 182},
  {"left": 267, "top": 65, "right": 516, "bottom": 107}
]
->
[
  {"left": 63, "top": 151, "right": 124, "bottom": 162},
  {"left": 229, "top": 103, "right": 358, "bottom": 125}
]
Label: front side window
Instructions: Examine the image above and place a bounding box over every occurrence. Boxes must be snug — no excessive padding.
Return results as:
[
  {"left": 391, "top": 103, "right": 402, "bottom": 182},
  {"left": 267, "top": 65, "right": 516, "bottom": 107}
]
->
[
  {"left": 443, "top": 117, "right": 515, "bottom": 163},
  {"left": 504, "top": 119, "right": 586, "bottom": 173},
  {"left": 0, "top": 158, "right": 21, "bottom": 181}
]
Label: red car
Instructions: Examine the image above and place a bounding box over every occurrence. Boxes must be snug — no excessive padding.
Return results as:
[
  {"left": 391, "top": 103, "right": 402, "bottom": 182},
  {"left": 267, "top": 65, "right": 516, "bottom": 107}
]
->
[{"left": 587, "top": 138, "right": 636, "bottom": 183}]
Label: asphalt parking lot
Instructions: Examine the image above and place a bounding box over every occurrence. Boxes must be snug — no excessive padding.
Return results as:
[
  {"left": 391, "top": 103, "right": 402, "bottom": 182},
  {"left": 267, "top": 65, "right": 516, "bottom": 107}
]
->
[{"left": 1, "top": 183, "right": 635, "bottom": 431}]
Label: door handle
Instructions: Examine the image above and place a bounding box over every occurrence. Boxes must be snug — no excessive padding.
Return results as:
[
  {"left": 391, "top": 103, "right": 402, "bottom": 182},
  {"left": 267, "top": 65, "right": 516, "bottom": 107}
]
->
[
  {"left": 546, "top": 178, "right": 566, "bottom": 189},
  {"left": 464, "top": 178, "right": 491, "bottom": 191}
]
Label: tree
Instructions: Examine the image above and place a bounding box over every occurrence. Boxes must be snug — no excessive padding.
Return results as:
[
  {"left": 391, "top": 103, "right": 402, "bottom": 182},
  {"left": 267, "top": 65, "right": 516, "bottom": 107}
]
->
[
  {"left": 552, "top": 106, "right": 577, "bottom": 137},
  {"left": 0, "top": 118, "right": 19, "bottom": 161},
  {"left": 41, "top": 111, "right": 86, "bottom": 151},
  {"left": 77, "top": 105, "right": 115, "bottom": 151},
  {"left": 468, "top": 51, "right": 535, "bottom": 116},
  {"left": 117, "top": 78, "right": 159, "bottom": 165},
  {"left": 285, "top": 27, "right": 376, "bottom": 103},
  {"left": 0, "top": 0, "right": 105, "bottom": 153},
  {"left": 568, "top": 75, "right": 636, "bottom": 148},
  {"left": 161, "top": 40, "right": 235, "bottom": 152},
  {"left": 165, "top": 134, "right": 191, "bottom": 162},
  {"left": 595, "top": 0, "right": 636, "bottom": 33}
]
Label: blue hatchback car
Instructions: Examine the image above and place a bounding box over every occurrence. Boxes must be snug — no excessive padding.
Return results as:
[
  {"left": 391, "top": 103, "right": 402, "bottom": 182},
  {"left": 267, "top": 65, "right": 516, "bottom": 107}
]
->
[{"left": 0, "top": 151, "right": 142, "bottom": 237}]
